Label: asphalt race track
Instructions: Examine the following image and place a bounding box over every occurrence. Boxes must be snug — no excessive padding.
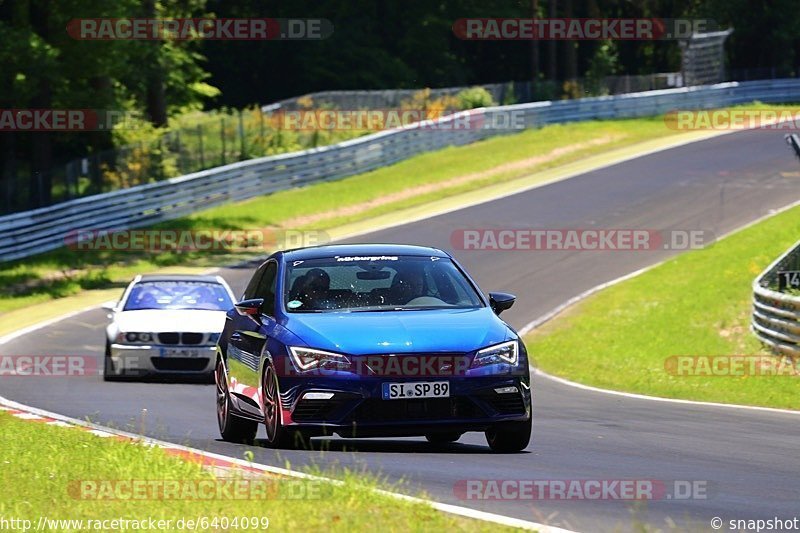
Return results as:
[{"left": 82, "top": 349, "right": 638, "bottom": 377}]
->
[{"left": 3, "top": 128, "right": 800, "bottom": 531}]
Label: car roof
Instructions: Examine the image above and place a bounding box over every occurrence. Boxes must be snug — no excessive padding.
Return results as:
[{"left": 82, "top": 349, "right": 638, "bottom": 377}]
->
[
  {"left": 281, "top": 243, "right": 450, "bottom": 261},
  {"left": 136, "top": 274, "right": 223, "bottom": 283}
]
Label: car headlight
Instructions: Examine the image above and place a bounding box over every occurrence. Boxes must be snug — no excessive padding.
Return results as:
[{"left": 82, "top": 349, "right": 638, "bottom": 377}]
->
[
  {"left": 116, "top": 332, "right": 154, "bottom": 344},
  {"left": 208, "top": 332, "right": 221, "bottom": 344},
  {"left": 472, "top": 340, "right": 518, "bottom": 367},
  {"left": 288, "top": 347, "right": 350, "bottom": 372}
]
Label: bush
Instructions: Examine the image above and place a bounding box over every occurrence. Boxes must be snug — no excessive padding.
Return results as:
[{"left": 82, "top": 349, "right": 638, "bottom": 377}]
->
[{"left": 456, "top": 86, "right": 497, "bottom": 109}]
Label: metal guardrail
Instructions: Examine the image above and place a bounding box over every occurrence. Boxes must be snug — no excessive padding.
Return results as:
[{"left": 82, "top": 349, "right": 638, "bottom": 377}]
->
[
  {"left": 752, "top": 240, "right": 800, "bottom": 356},
  {"left": 3, "top": 78, "right": 800, "bottom": 263}
]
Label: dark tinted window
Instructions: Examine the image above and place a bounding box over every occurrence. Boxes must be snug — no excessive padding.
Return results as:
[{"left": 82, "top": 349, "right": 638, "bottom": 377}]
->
[
  {"left": 284, "top": 255, "right": 482, "bottom": 312},
  {"left": 255, "top": 261, "right": 277, "bottom": 316},
  {"left": 243, "top": 263, "right": 266, "bottom": 300}
]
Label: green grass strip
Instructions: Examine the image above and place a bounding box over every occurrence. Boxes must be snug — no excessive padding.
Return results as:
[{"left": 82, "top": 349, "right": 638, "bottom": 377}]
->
[
  {"left": 525, "top": 204, "right": 800, "bottom": 410},
  {"left": 0, "top": 411, "right": 509, "bottom": 531}
]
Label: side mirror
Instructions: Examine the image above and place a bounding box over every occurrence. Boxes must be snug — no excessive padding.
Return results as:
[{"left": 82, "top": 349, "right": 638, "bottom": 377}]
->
[
  {"left": 234, "top": 298, "right": 264, "bottom": 317},
  {"left": 488, "top": 292, "right": 515, "bottom": 315},
  {"left": 102, "top": 300, "right": 117, "bottom": 318}
]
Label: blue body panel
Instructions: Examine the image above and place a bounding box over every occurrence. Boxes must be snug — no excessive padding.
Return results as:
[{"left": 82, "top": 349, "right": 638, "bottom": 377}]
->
[{"left": 219, "top": 244, "right": 531, "bottom": 438}]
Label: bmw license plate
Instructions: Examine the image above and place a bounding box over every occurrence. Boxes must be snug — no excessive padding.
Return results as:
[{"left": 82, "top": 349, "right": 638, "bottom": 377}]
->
[
  {"left": 159, "top": 347, "right": 201, "bottom": 358},
  {"left": 382, "top": 381, "right": 449, "bottom": 400}
]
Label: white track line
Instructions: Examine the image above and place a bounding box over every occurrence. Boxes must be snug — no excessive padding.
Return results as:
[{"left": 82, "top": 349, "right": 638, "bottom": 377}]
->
[
  {"left": 533, "top": 368, "right": 800, "bottom": 416},
  {"left": 0, "top": 395, "right": 574, "bottom": 533}
]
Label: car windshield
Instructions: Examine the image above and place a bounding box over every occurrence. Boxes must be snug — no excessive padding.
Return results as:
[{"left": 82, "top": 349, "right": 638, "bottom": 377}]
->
[
  {"left": 284, "top": 255, "right": 483, "bottom": 313},
  {"left": 123, "top": 281, "right": 233, "bottom": 311}
]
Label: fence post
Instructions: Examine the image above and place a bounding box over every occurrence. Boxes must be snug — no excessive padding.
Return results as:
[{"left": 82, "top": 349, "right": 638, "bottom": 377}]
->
[
  {"left": 4, "top": 171, "right": 11, "bottom": 213},
  {"left": 157, "top": 137, "right": 164, "bottom": 180},
  {"left": 175, "top": 131, "right": 183, "bottom": 174},
  {"left": 238, "top": 109, "right": 246, "bottom": 160},
  {"left": 138, "top": 141, "right": 144, "bottom": 184},
  {"left": 197, "top": 124, "right": 205, "bottom": 168},
  {"left": 92, "top": 154, "right": 101, "bottom": 194},
  {"left": 64, "top": 162, "right": 73, "bottom": 200},
  {"left": 221, "top": 118, "right": 226, "bottom": 165}
]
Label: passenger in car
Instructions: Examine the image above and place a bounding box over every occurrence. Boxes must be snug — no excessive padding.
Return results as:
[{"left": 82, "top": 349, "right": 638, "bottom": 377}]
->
[{"left": 389, "top": 268, "right": 425, "bottom": 304}]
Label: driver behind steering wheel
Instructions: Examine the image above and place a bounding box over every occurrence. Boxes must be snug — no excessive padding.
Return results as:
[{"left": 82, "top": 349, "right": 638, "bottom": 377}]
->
[{"left": 389, "top": 267, "right": 425, "bottom": 305}]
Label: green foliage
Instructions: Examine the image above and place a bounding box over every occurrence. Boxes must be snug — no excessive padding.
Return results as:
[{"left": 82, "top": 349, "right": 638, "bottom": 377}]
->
[
  {"left": 3, "top": 0, "right": 800, "bottom": 212},
  {"left": 501, "top": 82, "right": 517, "bottom": 106},
  {"left": 585, "top": 40, "right": 620, "bottom": 96},
  {"left": 456, "top": 86, "right": 497, "bottom": 110}
]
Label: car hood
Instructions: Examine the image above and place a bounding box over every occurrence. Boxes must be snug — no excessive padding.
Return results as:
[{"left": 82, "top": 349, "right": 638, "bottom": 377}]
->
[
  {"left": 113, "top": 310, "right": 227, "bottom": 333},
  {"left": 285, "top": 307, "right": 512, "bottom": 355}
]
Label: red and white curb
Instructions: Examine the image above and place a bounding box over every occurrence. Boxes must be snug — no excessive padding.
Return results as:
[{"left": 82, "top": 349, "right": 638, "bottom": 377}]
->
[{"left": 0, "top": 396, "right": 576, "bottom": 533}]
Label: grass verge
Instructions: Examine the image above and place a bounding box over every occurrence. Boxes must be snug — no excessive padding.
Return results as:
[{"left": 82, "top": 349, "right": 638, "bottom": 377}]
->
[
  {"left": 0, "top": 411, "right": 509, "bottom": 532},
  {"left": 524, "top": 204, "right": 800, "bottom": 410},
  {"left": 0, "top": 103, "right": 791, "bottom": 319}
]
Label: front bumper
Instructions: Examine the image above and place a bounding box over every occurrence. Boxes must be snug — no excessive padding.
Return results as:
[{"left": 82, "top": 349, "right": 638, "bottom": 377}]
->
[
  {"left": 107, "top": 344, "right": 215, "bottom": 377},
  {"left": 277, "top": 375, "right": 531, "bottom": 438}
]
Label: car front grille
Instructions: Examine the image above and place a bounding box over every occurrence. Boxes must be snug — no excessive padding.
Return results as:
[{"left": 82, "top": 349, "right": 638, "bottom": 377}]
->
[
  {"left": 479, "top": 392, "right": 526, "bottom": 415},
  {"left": 158, "top": 332, "right": 180, "bottom": 345},
  {"left": 181, "top": 332, "right": 204, "bottom": 345},
  {"left": 157, "top": 332, "right": 204, "bottom": 345},
  {"left": 349, "top": 397, "right": 483, "bottom": 422},
  {"left": 291, "top": 398, "right": 347, "bottom": 422},
  {"left": 150, "top": 357, "right": 210, "bottom": 372}
]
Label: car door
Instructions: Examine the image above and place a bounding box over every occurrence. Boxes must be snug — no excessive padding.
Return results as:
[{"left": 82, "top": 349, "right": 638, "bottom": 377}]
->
[{"left": 227, "top": 260, "right": 278, "bottom": 416}]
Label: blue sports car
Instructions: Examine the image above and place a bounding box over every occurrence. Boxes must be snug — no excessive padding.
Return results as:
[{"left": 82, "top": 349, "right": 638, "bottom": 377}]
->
[{"left": 215, "top": 244, "right": 531, "bottom": 452}]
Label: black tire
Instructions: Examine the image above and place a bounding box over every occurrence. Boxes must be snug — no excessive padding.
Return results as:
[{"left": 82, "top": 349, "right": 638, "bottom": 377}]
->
[
  {"left": 485, "top": 415, "right": 532, "bottom": 453},
  {"left": 262, "top": 363, "right": 300, "bottom": 449},
  {"left": 425, "top": 432, "right": 462, "bottom": 444},
  {"left": 216, "top": 358, "right": 258, "bottom": 444}
]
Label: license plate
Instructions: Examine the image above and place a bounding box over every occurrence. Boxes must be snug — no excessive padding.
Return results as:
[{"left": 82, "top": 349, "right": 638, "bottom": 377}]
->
[
  {"left": 159, "top": 347, "right": 201, "bottom": 358},
  {"left": 382, "top": 381, "right": 449, "bottom": 400}
]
